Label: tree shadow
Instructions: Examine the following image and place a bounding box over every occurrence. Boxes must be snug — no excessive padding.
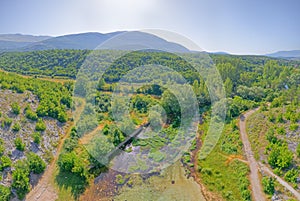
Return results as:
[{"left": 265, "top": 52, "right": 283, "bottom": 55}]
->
[{"left": 55, "top": 170, "right": 88, "bottom": 200}]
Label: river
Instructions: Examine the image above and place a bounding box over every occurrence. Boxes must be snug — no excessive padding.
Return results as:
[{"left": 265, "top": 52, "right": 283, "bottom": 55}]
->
[{"left": 80, "top": 160, "right": 206, "bottom": 201}]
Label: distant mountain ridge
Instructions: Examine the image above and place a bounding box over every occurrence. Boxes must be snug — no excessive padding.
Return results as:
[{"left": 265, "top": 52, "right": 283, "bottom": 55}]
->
[
  {"left": 0, "top": 31, "right": 190, "bottom": 53},
  {"left": 22, "top": 32, "right": 124, "bottom": 51},
  {"left": 0, "top": 34, "right": 51, "bottom": 50},
  {"left": 1, "top": 32, "right": 298, "bottom": 56},
  {"left": 266, "top": 50, "right": 300, "bottom": 59}
]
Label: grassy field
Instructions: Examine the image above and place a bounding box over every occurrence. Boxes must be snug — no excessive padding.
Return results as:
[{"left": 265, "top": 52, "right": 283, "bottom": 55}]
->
[{"left": 198, "top": 120, "right": 251, "bottom": 201}]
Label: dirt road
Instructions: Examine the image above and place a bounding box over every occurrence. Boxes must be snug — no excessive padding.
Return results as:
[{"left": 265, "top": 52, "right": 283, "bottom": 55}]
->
[
  {"left": 239, "top": 108, "right": 265, "bottom": 201},
  {"left": 259, "top": 162, "right": 300, "bottom": 200},
  {"left": 26, "top": 98, "right": 85, "bottom": 201}
]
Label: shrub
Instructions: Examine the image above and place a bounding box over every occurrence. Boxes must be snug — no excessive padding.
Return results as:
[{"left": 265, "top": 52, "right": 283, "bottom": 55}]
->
[
  {"left": 276, "top": 127, "right": 285, "bottom": 135},
  {"left": 284, "top": 168, "right": 298, "bottom": 183},
  {"left": 289, "top": 124, "right": 298, "bottom": 131},
  {"left": 2, "top": 117, "right": 12, "bottom": 128},
  {"left": 262, "top": 176, "right": 275, "bottom": 195},
  {"left": 14, "top": 137, "right": 25, "bottom": 151},
  {"left": 27, "top": 152, "right": 46, "bottom": 174},
  {"left": 0, "top": 138, "right": 4, "bottom": 155},
  {"left": 25, "top": 109, "right": 38, "bottom": 121},
  {"left": 0, "top": 155, "right": 12, "bottom": 171},
  {"left": 32, "top": 132, "right": 41, "bottom": 144},
  {"left": 0, "top": 185, "right": 11, "bottom": 201},
  {"left": 241, "top": 189, "right": 251, "bottom": 201},
  {"left": 12, "top": 160, "right": 30, "bottom": 199},
  {"left": 115, "top": 174, "right": 125, "bottom": 185},
  {"left": 297, "top": 143, "right": 300, "bottom": 157},
  {"left": 12, "top": 123, "right": 21, "bottom": 132},
  {"left": 35, "top": 118, "right": 46, "bottom": 131},
  {"left": 276, "top": 113, "right": 284, "bottom": 123},
  {"left": 268, "top": 144, "right": 293, "bottom": 169},
  {"left": 11, "top": 102, "right": 20, "bottom": 115}
]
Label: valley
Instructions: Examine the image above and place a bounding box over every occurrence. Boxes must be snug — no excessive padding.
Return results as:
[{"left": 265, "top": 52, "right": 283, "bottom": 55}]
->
[{"left": 0, "top": 37, "right": 299, "bottom": 201}]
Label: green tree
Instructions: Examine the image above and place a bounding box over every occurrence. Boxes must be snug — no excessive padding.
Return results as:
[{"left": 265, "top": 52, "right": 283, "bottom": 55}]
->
[
  {"left": 35, "top": 118, "right": 46, "bottom": 131},
  {"left": 224, "top": 77, "right": 233, "bottom": 97},
  {"left": 12, "top": 123, "right": 21, "bottom": 132},
  {"left": 284, "top": 168, "right": 299, "bottom": 183},
  {"left": 262, "top": 176, "right": 275, "bottom": 195},
  {"left": 25, "top": 107, "right": 38, "bottom": 121},
  {"left": 0, "top": 138, "right": 4, "bottom": 155},
  {"left": 14, "top": 137, "right": 25, "bottom": 151},
  {"left": 11, "top": 102, "right": 20, "bottom": 115},
  {"left": 149, "top": 110, "right": 163, "bottom": 131},
  {"left": 161, "top": 90, "right": 181, "bottom": 126},
  {"left": 12, "top": 160, "right": 30, "bottom": 199},
  {"left": 0, "top": 155, "right": 12, "bottom": 171},
  {"left": 27, "top": 152, "right": 46, "bottom": 174},
  {"left": 268, "top": 144, "right": 293, "bottom": 169},
  {"left": 32, "top": 132, "right": 41, "bottom": 144},
  {"left": 297, "top": 143, "right": 300, "bottom": 157},
  {"left": 113, "top": 128, "right": 123, "bottom": 146},
  {"left": 58, "top": 152, "right": 75, "bottom": 172},
  {"left": 97, "top": 78, "right": 106, "bottom": 90},
  {"left": 0, "top": 185, "right": 11, "bottom": 201}
]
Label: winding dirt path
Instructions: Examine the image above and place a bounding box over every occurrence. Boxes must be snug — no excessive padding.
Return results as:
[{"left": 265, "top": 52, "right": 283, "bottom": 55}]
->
[
  {"left": 240, "top": 108, "right": 300, "bottom": 201},
  {"left": 239, "top": 108, "right": 265, "bottom": 201},
  {"left": 26, "top": 98, "right": 85, "bottom": 201}
]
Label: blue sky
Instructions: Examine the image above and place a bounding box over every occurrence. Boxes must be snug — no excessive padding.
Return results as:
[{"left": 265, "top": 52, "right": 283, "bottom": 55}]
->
[{"left": 0, "top": 0, "right": 299, "bottom": 54}]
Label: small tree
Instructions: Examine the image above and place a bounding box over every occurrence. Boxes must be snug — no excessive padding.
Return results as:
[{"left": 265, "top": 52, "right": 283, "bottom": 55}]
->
[
  {"left": 11, "top": 102, "right": 20, "bottom": 115},
  {"left": 284, "top": 168, "right": 299, "bottom": 183},
  {"left": 14, "top": 137, "right": 25, "bottom": 151},
  {"left": 0, "top": 138, "right": 4, "bottom": 155},
  {"left": 0, "top": 184, "right": 11, "bottom": 201},
  {"left": 12, "top": 123, "right": 21, "bottom": 132},
  {"left": 297, "top": 143, "right": 300, "bottom": 157},
  {"left": 262, "top": 176, "right": 275, "bottom": 195},
  {"left": 27, "top": 152, "right": 46, "bottom": 174},
  {"left": 35, "top": 118, "right": 46, "bottom": 131},
  {"left": 12, "top": 160, "right": 30, "bottom": 199},
  {"left": 0, "top": 155, "right": 12, "bottom": 171},
  {"left": 32, "top": 132, "right": 41, "bottom": 144},
  {"left": 25, "top": 108, "right": 38, "bottom": 121}
]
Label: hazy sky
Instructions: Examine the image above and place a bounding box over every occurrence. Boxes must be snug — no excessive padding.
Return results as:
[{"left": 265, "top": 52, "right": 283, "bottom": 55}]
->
[{"left": 0, "top": 0, "right": 299, "bottom": 54}]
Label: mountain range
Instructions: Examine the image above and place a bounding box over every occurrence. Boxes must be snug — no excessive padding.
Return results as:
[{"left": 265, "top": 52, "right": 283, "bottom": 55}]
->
[
  {"left": 265, "top": 50, "right": 300, "bottom": 59},
  {"left": 0, "top": 32, "right": 298, "bottom": 58},
  {"left": 0, "top": 31, "right": 189, "bottom": 53}
]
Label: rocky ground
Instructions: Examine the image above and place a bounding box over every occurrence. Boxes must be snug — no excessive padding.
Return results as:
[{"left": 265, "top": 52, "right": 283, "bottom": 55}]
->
[{"left": 0, "top": 89, "right": 66, "bottom": 189}]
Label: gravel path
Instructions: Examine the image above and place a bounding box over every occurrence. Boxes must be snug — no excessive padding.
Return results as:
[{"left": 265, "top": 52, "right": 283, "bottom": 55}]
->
[{"left": 239, "top": 108, "right": 265, "bottom": 201}]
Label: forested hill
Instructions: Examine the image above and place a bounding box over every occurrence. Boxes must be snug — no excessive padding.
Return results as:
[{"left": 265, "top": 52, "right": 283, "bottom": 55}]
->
[
  {"left": 0, "top": 49, "right": 299, "bottom": 79},
  {"left": 0, "top": 50, "right": 90, "bottom": 78}
]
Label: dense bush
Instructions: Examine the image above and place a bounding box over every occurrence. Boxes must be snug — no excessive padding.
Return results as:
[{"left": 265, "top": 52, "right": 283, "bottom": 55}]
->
[
  {"left": 25, "top": 106, "right": 38, "bottom": 121},
  {"left": 0, "top": 185, "right": 11, "bottom": 201},
  {"left": 284, "top": 168, "right": 299, "bottom": 183},
  {"left": 14, "top": 137, "right": 25, "bottom": 151},
  {"left": 35, "top": 118, "right": 46, "bottom": 131},
  {"left": 11, "top": 102, "right": 21, "bottom": 115},
  {"left": 12, "top": 123, "right": 21, "bottom": 132},
  {"left": 32, "top": 132, "right": 41, "bottom": 144},
  {"left": 267, "top": 143, "right": 293, "bottom": 170},
  {"left": 297, "top": 144, "right": 300, "bottom": 157},
  {"left": 0, "top": 138, "right": 4, "bottom": 155},
  {"left": 0, "top": 155, "right": 12, "bottom": 171},
  {"left": 27, "top": 152, "right": 46, "bottom": 174},
  {"left": 0, "top": 71, "right": 71, "bottom": 123},
  {"left": 12, "top": 160, "right": 30, "bottom": 199},
  {"left": 262, "top": 176, "right": 275, "bottom": 195}
]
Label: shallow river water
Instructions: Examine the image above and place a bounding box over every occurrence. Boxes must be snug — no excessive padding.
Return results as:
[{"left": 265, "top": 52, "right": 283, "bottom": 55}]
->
[{"left": 114, "top": 161, "right": 206, "bottom": 201}]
